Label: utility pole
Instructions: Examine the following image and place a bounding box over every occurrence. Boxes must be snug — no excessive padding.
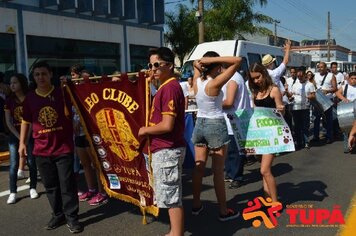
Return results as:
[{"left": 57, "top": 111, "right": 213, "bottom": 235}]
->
[
  {"left": 327, "top": 11, "right": 331, "bottom": 61},
  {"left": 198, "top": 0, "right": 204, "bottom": 43},
  {"left": 274, "top": 20, "right": 280, "bottom": 46}
]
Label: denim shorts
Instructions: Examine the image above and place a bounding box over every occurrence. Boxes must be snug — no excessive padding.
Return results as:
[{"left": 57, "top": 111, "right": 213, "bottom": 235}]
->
[
  {"left": 192, "top": 117, "right": 230, "bottom": 149},
  {"left": 151, "top": 147, "right": 185, "bottom": 208}
]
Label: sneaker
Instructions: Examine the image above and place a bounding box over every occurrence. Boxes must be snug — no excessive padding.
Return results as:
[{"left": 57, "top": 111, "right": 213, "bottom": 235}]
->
[
  {"left": 7, "top": 193, "right": 16, "bottom": 204},
  {"left": 79, "top": 191, "right": 96, "bottom": 202},
  {"left": 45, "top": 214, "right": 66, "bottom": 230},
  {"left": 17, "top": 170, "right": 26, "bottom": 180},
  {"left": 224, "top": 177, "right": 233, "bottom": 182},
  {"left": 192, "top": 205, "right": 204, "bottom": 216},
  {"left": 30, "top": 188, "right": 39, "bottom": 199},
  {"left": 218, "top": 208, "right": 240, "bottom": 222},
  {"left": 88, "top": 193, "right": 108, "bottom": 206},
  {"left": 305, "top": 143, "right": 310, "bottom": 149},
  {"left": 67, "top": 222, "right": 83, "bottom": 234},
  {"left": 25, "top": 177, "right": 31, "bottom": 184},
  {"left": 229, "top": 180, "right": 243, "bottom": 189}
]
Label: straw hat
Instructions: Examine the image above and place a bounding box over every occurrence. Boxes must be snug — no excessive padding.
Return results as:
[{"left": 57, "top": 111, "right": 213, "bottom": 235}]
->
[{"left": 262, "top": 54, "right": 276, "bottom": 66}]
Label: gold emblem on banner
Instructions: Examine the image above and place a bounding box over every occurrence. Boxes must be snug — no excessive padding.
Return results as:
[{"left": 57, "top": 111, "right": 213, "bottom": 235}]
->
[
  {"left": 96, "top": 108, "right": 139, "bottom": 161},
  {"left": 38, "top": 106, "right": 58, "bottom": 127}
]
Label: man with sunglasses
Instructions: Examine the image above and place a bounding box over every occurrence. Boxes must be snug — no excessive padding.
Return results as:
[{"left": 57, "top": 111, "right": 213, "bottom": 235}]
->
[{"left": 139, "top": 47, "right": 186, "bottom": 236}]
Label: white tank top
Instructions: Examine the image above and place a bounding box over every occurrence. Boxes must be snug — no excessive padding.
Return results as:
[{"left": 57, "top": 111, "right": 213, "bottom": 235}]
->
[{"left": 196, "top": 76, "right": 224, "bottom": 118}]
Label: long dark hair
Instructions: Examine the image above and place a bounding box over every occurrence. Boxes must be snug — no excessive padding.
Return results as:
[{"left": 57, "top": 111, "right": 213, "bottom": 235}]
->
[
  {"left": 201, "top": 51, "right": 220, "bottom": 80},
  {"left": 248, "top": 62, "right": 274, "bottom": 96},
  {"left": 10, "top": 73, "right": 29, "bottom": 96}
]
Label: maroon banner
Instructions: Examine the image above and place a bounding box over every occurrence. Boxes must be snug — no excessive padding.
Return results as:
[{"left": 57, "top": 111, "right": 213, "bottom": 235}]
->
[{"left": 66, "top": 75, "right": 158, "bottom": 218}]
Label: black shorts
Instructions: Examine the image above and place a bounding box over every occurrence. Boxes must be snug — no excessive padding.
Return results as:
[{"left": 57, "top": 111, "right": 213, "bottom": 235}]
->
[{"left": 75, "top": 135, "right": 89, "bottom": 148}]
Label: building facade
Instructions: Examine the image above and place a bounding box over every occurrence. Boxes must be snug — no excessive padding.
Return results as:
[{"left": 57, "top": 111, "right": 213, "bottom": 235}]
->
[
  {"left": 0, "top": 0, "right": 164, "bottom": 81},
  {"left": 292, "top": 39, "right": 356, "bottom": 72}
]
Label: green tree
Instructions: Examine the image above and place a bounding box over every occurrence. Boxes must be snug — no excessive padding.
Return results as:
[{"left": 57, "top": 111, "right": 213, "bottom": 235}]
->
[
  {"left": 190, "top": 0, "right": 273, "bottom": 41},
  {"left": 164, "top": 4, "right": 198, "bottom": 67}
]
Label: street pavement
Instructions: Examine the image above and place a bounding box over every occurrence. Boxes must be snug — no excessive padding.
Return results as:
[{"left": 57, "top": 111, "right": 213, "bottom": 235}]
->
[{"left": 0, "top": 139, "right": 355, "bottom": 236}]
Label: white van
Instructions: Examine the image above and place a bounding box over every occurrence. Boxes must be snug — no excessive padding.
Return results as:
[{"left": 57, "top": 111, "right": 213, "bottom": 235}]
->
[{"left": 180, "top": 40, "right": 311, "bottom": 79}]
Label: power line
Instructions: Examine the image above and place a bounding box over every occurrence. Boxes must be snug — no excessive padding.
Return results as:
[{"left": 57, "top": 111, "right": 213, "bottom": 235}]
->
[
  {"left": 333, "top": 16, "right": 356, "bottom": 37},
  {"left": 277, "top": 24, "right": 318, "bottom": 40},
  {"left": 269, "top": 0, "right": 321, "bottom": 31},
  {"left": 289, "top": 0, "right": 325, "bottom": 26}
]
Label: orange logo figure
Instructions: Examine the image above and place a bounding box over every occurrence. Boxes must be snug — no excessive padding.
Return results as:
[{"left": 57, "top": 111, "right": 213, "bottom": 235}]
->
[
  {"left": 96, "top": 108, "right": 139, "bottom": 162},
  {"left": 242, "top": 197, "right": 283, "bottom": 229}
]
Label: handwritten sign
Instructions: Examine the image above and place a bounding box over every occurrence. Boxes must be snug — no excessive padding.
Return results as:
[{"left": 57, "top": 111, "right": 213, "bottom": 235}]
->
[{"left": 231, "top": 107, "right": 295, "bottom": 155}]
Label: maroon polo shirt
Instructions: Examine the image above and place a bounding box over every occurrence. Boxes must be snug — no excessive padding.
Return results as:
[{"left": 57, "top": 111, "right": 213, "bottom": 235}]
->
[
  {"left": 4, "top": 96, "right": 24, "bottom": 134},
  {"left": 22, "top": 86, "right": 74, "bottom": 156},
  {"left": 149, "top": 77, "right": 186, "bottom": 153}
]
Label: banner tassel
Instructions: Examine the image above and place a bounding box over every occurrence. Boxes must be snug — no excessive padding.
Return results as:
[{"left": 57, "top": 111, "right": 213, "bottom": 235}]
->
[{"left": 142, "top": 208, "right": 147, "bottom": 225}]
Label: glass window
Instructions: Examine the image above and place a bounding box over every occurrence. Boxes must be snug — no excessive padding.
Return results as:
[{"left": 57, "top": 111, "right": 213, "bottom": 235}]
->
[
  {"left": 0, "top": 33, "right": 16, "bottom": 83},
  {"left": 27, "top": 35, "right": 120, "bottom": 85},
  {"left": 129, "top": 44, "right": 154, "bottom": 72},
  {"left": 239, "top": 57, "right": 249, "bottom": 81},
  {"left": 247, "top": 53, "right": 261, "bottom": 66}
]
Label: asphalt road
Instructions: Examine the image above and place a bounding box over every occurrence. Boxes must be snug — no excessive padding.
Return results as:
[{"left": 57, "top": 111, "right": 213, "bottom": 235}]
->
[{"left": 0, "top": 139, "right": 355, "bottom": 236}]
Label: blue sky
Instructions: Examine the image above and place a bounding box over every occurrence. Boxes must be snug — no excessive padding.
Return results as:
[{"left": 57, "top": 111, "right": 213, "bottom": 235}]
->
[{"left": 165, "top": 0, "right": 356, "bottom": 51}]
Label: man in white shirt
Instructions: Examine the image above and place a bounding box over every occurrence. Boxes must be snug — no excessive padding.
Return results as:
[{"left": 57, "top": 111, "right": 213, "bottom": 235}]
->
[
  {"left": 330, "top": 62, "right": 345, "bottom": 139},
  {"left": 290, "top": 68, "right": 316, "bottom": 149},
  {"left": 222, "top": 71, "right": 251, "bottom": 188},
  {"left": 335, "top": 71, "right": 356, "bottom": 153},
  {"left": 312, "top": 62, "right": 337, "bottom": 144},
  {"left": 330, "top": 62, "right": 345, "bottom": 89},
  {"left": 262, "top": 39, "right": 292, "bottom": 86},
  {"left": 284, "top": 67, "right": 299, "bottom": 136}
]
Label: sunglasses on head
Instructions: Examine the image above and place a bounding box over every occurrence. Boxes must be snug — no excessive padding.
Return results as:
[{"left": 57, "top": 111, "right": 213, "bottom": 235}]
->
[{"left": 147, "top": 61, "right": 170, "bottom": 69}]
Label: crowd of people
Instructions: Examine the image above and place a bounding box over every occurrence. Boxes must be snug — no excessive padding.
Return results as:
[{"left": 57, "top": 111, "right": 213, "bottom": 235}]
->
[{"left": 1, "top": 44, "right": 356, "bottom": 235}]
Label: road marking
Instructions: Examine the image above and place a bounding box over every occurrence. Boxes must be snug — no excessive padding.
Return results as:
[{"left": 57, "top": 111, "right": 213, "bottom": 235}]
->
[
  {"left": 0, "top": 170, "right": 84, "bottom": 198},
  {"left": 0, "top": 185, "right": 30, "bottom": 197},
  {"left": 339, "top": 191, "right": 356, "bottom": 236}
]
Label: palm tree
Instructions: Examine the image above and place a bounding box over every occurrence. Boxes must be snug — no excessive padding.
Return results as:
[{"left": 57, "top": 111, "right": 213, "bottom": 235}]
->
[
  {"left": 189, "top": 0, "right": 273, "bottom": 41},
  {"left": 165, "top": 4, "right": 198, "bottom": 67}
]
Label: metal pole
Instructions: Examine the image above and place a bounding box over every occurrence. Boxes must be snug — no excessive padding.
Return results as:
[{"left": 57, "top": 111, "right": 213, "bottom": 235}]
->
[{"left": 327, "top": 11, "right": 331, "bottom": 61}]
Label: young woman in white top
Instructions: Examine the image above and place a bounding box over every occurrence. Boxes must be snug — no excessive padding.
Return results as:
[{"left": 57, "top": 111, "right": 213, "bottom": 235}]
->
[{"left": 191, "top": 51, "right": 241, "bottom": 221}]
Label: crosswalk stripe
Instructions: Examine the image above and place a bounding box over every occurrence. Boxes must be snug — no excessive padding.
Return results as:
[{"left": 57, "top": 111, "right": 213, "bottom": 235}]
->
[{"left": 0, "top": 185, "right": 30, "bottom": 197}]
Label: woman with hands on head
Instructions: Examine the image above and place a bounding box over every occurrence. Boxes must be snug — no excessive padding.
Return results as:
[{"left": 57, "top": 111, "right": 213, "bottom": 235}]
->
[{"left": 191, "top": 51, "right": 242, "bottom": 222}]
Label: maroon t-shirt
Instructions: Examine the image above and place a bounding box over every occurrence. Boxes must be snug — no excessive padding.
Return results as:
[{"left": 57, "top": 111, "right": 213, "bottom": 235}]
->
[
  {"left": 22, "top": 86, "right": 74, "bottom": 156},
  {"left": 149, "top": 77, "right": 186, "bottom": 153},
  {"left": 4, "top": 96, "right": 24, "bottom": 133}
]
